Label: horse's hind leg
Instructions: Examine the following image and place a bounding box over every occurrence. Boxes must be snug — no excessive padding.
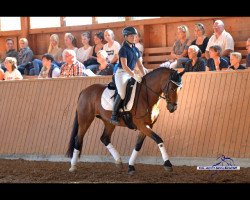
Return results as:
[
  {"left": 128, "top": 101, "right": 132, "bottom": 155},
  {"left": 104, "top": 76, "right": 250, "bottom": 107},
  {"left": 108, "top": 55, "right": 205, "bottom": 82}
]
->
[
  {"left": 100, "top": 121, "right": 122, "bottom": 167},
  {"left": 128, "top": 132, "right": 146, "bottom": 175},
  {"left": 69, "top": 114, "right": 95, "bottom": 172},
  {"left": 138, "top": 125, "right": 173, "bottom": 172}
]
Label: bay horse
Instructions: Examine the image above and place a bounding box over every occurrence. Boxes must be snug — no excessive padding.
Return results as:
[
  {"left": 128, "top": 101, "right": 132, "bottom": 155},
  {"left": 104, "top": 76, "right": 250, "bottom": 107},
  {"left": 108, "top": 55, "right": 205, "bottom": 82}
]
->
[{"left": 66, "top": 67, "right": 184, "bottom": 174}]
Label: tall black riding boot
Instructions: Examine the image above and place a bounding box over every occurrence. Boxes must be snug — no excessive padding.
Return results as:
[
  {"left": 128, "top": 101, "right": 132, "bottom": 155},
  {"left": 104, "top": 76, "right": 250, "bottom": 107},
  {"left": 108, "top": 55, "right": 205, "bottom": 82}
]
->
[{"left": 110, "top": 95, "right": 122, "bottom": 125}]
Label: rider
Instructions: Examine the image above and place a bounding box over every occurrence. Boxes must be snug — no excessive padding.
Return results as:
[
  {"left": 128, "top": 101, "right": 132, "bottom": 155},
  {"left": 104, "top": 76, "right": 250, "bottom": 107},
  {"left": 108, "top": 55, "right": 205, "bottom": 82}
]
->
[{"left": 110, "top": 26, "right": 146, "bottom": 125}]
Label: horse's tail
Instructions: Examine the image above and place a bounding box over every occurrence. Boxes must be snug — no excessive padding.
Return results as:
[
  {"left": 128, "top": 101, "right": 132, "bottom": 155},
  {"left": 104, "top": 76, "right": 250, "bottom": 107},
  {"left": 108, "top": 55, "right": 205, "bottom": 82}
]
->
[{"left": 66, "top": 111, "right": 79, "bottom": 158}]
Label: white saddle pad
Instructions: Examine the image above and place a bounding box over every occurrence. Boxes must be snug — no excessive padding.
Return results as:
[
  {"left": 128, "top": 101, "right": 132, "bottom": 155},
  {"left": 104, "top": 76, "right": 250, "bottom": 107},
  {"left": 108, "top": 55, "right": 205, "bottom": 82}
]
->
[{"left": 101, "top": 83, "right": 137, "bottom": 111}]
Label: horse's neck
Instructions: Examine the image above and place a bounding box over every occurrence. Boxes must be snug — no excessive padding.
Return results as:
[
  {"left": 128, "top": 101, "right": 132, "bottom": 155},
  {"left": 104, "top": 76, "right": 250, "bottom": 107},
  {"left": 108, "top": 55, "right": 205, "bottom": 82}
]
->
[{"left": 145, "top": 68, "right": 170, "bottom": 96}]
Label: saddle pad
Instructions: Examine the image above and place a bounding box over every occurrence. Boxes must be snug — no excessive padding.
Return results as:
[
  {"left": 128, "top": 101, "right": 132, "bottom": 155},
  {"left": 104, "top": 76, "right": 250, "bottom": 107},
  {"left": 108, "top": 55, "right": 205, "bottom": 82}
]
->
[{"left": 101, "top": 83, "right": 137, "bottom": 111}]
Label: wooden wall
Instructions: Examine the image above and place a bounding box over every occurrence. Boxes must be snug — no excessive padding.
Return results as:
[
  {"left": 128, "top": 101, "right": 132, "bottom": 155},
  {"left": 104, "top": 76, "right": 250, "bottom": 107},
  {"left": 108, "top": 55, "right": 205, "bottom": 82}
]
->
[
  {"left": 0, "top": 17, "right": 250, "bottom": 59},
  {"left": 0, "top": 70, "right": 249, "bottom": 158}
]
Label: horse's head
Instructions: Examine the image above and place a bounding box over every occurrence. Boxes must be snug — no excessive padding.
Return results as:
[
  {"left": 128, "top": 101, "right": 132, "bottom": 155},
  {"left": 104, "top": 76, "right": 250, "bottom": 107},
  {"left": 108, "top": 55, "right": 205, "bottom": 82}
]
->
[{"left": 163, "top": 70, "right": 184, "bottom": 113}]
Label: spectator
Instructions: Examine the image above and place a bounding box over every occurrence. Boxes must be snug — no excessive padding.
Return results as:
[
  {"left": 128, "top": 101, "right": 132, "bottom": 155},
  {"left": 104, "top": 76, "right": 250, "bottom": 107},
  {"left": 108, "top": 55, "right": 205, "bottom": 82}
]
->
[
  {"left": 60, "top": 50, "right": 85, "bottom": 77},
  {"left": 205, "top": 20, "right": 234, "bottom": 61},
  {"left": 1, "top": 38, "right": 18, "bottom": 72},
  {"left": 228, "top": 52, "right": 247, "bottom": 70},
  {"left": 206, "top": 45, "right": 229, "bottom": 71},
  {"left": 62, "top": 33, "right": 78, "bottom": 60},
  {"left": 38, "top": 54, "right": 60, "bottom": 78},
  {"left": 0, "top": 68, "right": 4, "bottom": 80},
  {"left": 246, "top": 38, "right": 250, "bottom": 68},
  {"left": 4, "top": 57, "right": 23, "bottom": 80},
  {"left": 17, "top": 38, "right": 34, "bottom": 75},
  {"left": 191, "top": 23, "right": 209, "bottom": 58},
  {"left": 84, "top": 31, "right": 104, "bottom": 72},
  {"left": 103, "top": 29, "right": 121, "bottom": 65},
  {"left": 135, "top": 32, "right": 144, "bottom": 57},
  {"left": 160, "top": 25, "right": 191, "bottom": 69},
  {"left": 76, "top": 32, "right": 92, "bottom": 63},
  {"left": 96, "top": 50, "right": 114, "bottom": 75},
  {"left": 183, "top": 45, "right": 205, "bottom": 72},
  {"left": 31, "top": 34, "right": 63, "bottom": 76}
]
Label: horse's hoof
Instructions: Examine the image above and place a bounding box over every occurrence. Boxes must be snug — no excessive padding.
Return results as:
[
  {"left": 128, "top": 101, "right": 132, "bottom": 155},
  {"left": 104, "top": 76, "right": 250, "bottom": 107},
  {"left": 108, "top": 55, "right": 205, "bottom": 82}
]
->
[
  {"left": 128, "top": 165, "right": 135, "bottom": 175},
  {"left": 69, "top": 165, "right": 77, "bottom": 172},
  {"left": 164, "top": 160, "right": 173, "bottom": 172},
  {"left": 115, "top": 158, "right": 123, "bottom": 169},
  {"left": 164, "top": 166, "right": 173, "bottom": 172}
]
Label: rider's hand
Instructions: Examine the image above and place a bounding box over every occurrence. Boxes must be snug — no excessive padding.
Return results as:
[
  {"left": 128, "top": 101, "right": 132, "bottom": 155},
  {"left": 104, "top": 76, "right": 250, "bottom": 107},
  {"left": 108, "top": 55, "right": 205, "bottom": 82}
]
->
[{"left": 133, "top": 74, "right": 142, "bottom": 83}]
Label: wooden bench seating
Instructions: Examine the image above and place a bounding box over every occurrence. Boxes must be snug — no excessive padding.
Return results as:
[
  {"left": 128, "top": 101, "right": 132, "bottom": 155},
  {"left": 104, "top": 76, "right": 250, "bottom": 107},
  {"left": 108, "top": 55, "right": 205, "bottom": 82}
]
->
[
  {"left": 143, "top": 47, "right": 172, "bottom": 69},
  {"left": 143, "top": 41, "right": 248, "bottom": 69}
]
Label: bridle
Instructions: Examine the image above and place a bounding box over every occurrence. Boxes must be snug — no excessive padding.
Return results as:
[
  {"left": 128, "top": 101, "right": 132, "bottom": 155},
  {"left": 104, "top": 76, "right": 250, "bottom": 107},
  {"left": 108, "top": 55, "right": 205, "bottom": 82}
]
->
[{"left": 134, "top": 72, "right": 182, "bottom": 118}]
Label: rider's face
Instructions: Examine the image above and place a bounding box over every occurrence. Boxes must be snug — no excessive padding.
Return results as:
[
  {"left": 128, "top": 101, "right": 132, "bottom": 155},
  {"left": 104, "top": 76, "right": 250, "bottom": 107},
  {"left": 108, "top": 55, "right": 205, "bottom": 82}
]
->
[{"left": 126, "top": 34, "right": 136, "bottom": 44}]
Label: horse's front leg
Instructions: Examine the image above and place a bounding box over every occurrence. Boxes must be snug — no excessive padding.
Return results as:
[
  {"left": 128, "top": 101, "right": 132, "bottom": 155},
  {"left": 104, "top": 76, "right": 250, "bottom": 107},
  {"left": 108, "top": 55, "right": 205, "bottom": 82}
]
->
[
  {"left": 128, "top": 132, "right": 146, "bottom": 175},
  {"left": 138, "top": 125, "right": 173, "bottom": 172},
  {"left": 100, "top": 121, "right": 122, "bottom": 168}
]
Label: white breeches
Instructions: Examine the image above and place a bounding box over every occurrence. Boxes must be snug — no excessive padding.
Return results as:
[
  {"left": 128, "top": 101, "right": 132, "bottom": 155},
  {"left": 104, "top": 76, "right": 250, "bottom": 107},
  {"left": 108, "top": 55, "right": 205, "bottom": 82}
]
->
[{"left": 115, "top": 68, "right": 132, "bottom": 100}]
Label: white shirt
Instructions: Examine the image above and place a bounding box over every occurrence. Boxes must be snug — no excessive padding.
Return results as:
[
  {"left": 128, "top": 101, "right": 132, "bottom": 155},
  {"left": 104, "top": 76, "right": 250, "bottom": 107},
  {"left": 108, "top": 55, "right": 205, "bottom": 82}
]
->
[
  {"left": 4, "top": 69, "right": 23, "bottom": 80},
  {"left": 206, "top": 30, "right": 234, "bottom": 52},
  {"left": 103, "top": 41, "right": 121, "bottom": 63},
  {"left": 76, "top": 46, "right": 92, "bottom": 63},
  {"left": 135, "top": 42, "right": 144, "bottom": 56}
]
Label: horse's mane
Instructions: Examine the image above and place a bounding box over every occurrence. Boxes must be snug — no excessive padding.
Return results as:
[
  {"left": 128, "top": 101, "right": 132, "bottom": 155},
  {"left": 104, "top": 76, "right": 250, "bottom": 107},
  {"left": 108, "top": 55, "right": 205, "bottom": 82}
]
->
[
  {"left": 143, "top": 67, "right": 177, "bottom": 79},
  {"left": 143, "top": 67, "right": 182, "bottom": 85}
]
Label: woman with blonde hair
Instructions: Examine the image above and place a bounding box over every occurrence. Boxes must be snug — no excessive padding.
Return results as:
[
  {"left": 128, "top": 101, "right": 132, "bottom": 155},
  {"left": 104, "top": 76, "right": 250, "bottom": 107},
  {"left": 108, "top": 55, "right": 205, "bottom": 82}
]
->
[
  {"left": 47, "top": 34, "right": 63, "bottom": 63},
  {"left": 191, "top": 23, "right": 209, "bottom": 58},
  {"left": 160, "top": 25, "right": 191, "bottom": 69},
  {"left": 31, "top": 34, "right": 63, "bottom": 76},
  {"left": 4, "top": 57, "right": 23, "bottom": 80}
]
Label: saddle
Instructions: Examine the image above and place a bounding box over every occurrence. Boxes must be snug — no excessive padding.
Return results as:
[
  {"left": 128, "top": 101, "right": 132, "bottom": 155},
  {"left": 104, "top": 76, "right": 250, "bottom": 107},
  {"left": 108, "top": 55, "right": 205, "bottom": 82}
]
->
[{"left": 108, "top": 76, "right": 137, "bottom": 130}]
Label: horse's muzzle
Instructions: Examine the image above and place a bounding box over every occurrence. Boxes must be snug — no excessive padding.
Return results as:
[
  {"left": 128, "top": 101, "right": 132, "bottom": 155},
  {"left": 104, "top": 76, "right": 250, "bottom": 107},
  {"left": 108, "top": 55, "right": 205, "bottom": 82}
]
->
[{"left": 167, "top": 102, "right": 177, "bottom": 113}]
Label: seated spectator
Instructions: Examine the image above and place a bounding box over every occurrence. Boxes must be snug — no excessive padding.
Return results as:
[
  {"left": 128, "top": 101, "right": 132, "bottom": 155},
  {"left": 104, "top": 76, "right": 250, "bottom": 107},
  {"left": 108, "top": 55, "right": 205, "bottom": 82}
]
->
[
  {"left": 135, "top": 32, "right": 144, "bottom": 57},
  {"left": 96, "top": 50, "right": 114, "bottom": 75},
  {"left": 206, "top": 45, "right": 229, "bottom": 71},
  {"left": 0, "top": 68, "right": 4, "bottom": 80},
  {"left": 183, "top": 45, "right": 205, "bottom": 72},
  {"left": 160, "top": 25, "right": 191, "bottom": 69},
  {"left": 228, "top": 52, "right": 247, "bottom": 70},
  {"left": 191, "top": 23, "right": 209, "bottom": 58},
  {"left": 4, "top": 57, "right": 23, "bottom": 80},
  {"left": 133, "top": 31, "right": 144, "bottom": 76},
  {"left": 38, "top": 54, "right": 60, "bottom": 78},
  {"left": 205, "top": 20, "right": 234, "bottom": 62},
  {"left": 31, "top": 34, "right": 63, "bottom": 76},
  {"left": 103, "top": 29, "right": 121, "bottom": 65},
  {"left": 62, "top": 33, "right": 78, "bottom": 60},
  {"left": 76, "top": 32, "right": 92, "bottom": 63},
  {"left": 84, "top": 31, "right": 104, "bottom": 72},
  {"left": 246, "top": 38, "right": 250, "bottom": 68},
  {"left": 60, "top": 50, "right": 85, "bottom": 77},
  {"left": 1, "top": 38, "right": 19, "bottom": 72},
  {"left": 17, "top": 38, "right": 34, "bottom": 75}
]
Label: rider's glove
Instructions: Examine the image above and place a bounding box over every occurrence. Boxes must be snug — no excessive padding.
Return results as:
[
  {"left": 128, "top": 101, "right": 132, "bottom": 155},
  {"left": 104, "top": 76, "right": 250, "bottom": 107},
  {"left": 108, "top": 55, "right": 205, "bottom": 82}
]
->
[{"left": 133, "top": 74, "right": 142, "bottom": 83}]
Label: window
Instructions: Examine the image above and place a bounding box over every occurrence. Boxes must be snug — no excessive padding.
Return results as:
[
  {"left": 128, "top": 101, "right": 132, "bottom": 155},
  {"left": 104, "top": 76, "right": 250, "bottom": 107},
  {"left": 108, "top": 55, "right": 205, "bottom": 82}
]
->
[
  {"left": 30, "top": 17, "right": 60, "bottom": 29},
  {"left": 97, "top": 17, "right": 125, "bottom": 23},
  {"left": 132, "top": 17, "right": 160, "bottom": 20},
  {"left": 65, "top": 17, "right": 92, "bottom": 26},
  {"left": 0, "top": 17, "right": 21, "bottom": 31}
]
